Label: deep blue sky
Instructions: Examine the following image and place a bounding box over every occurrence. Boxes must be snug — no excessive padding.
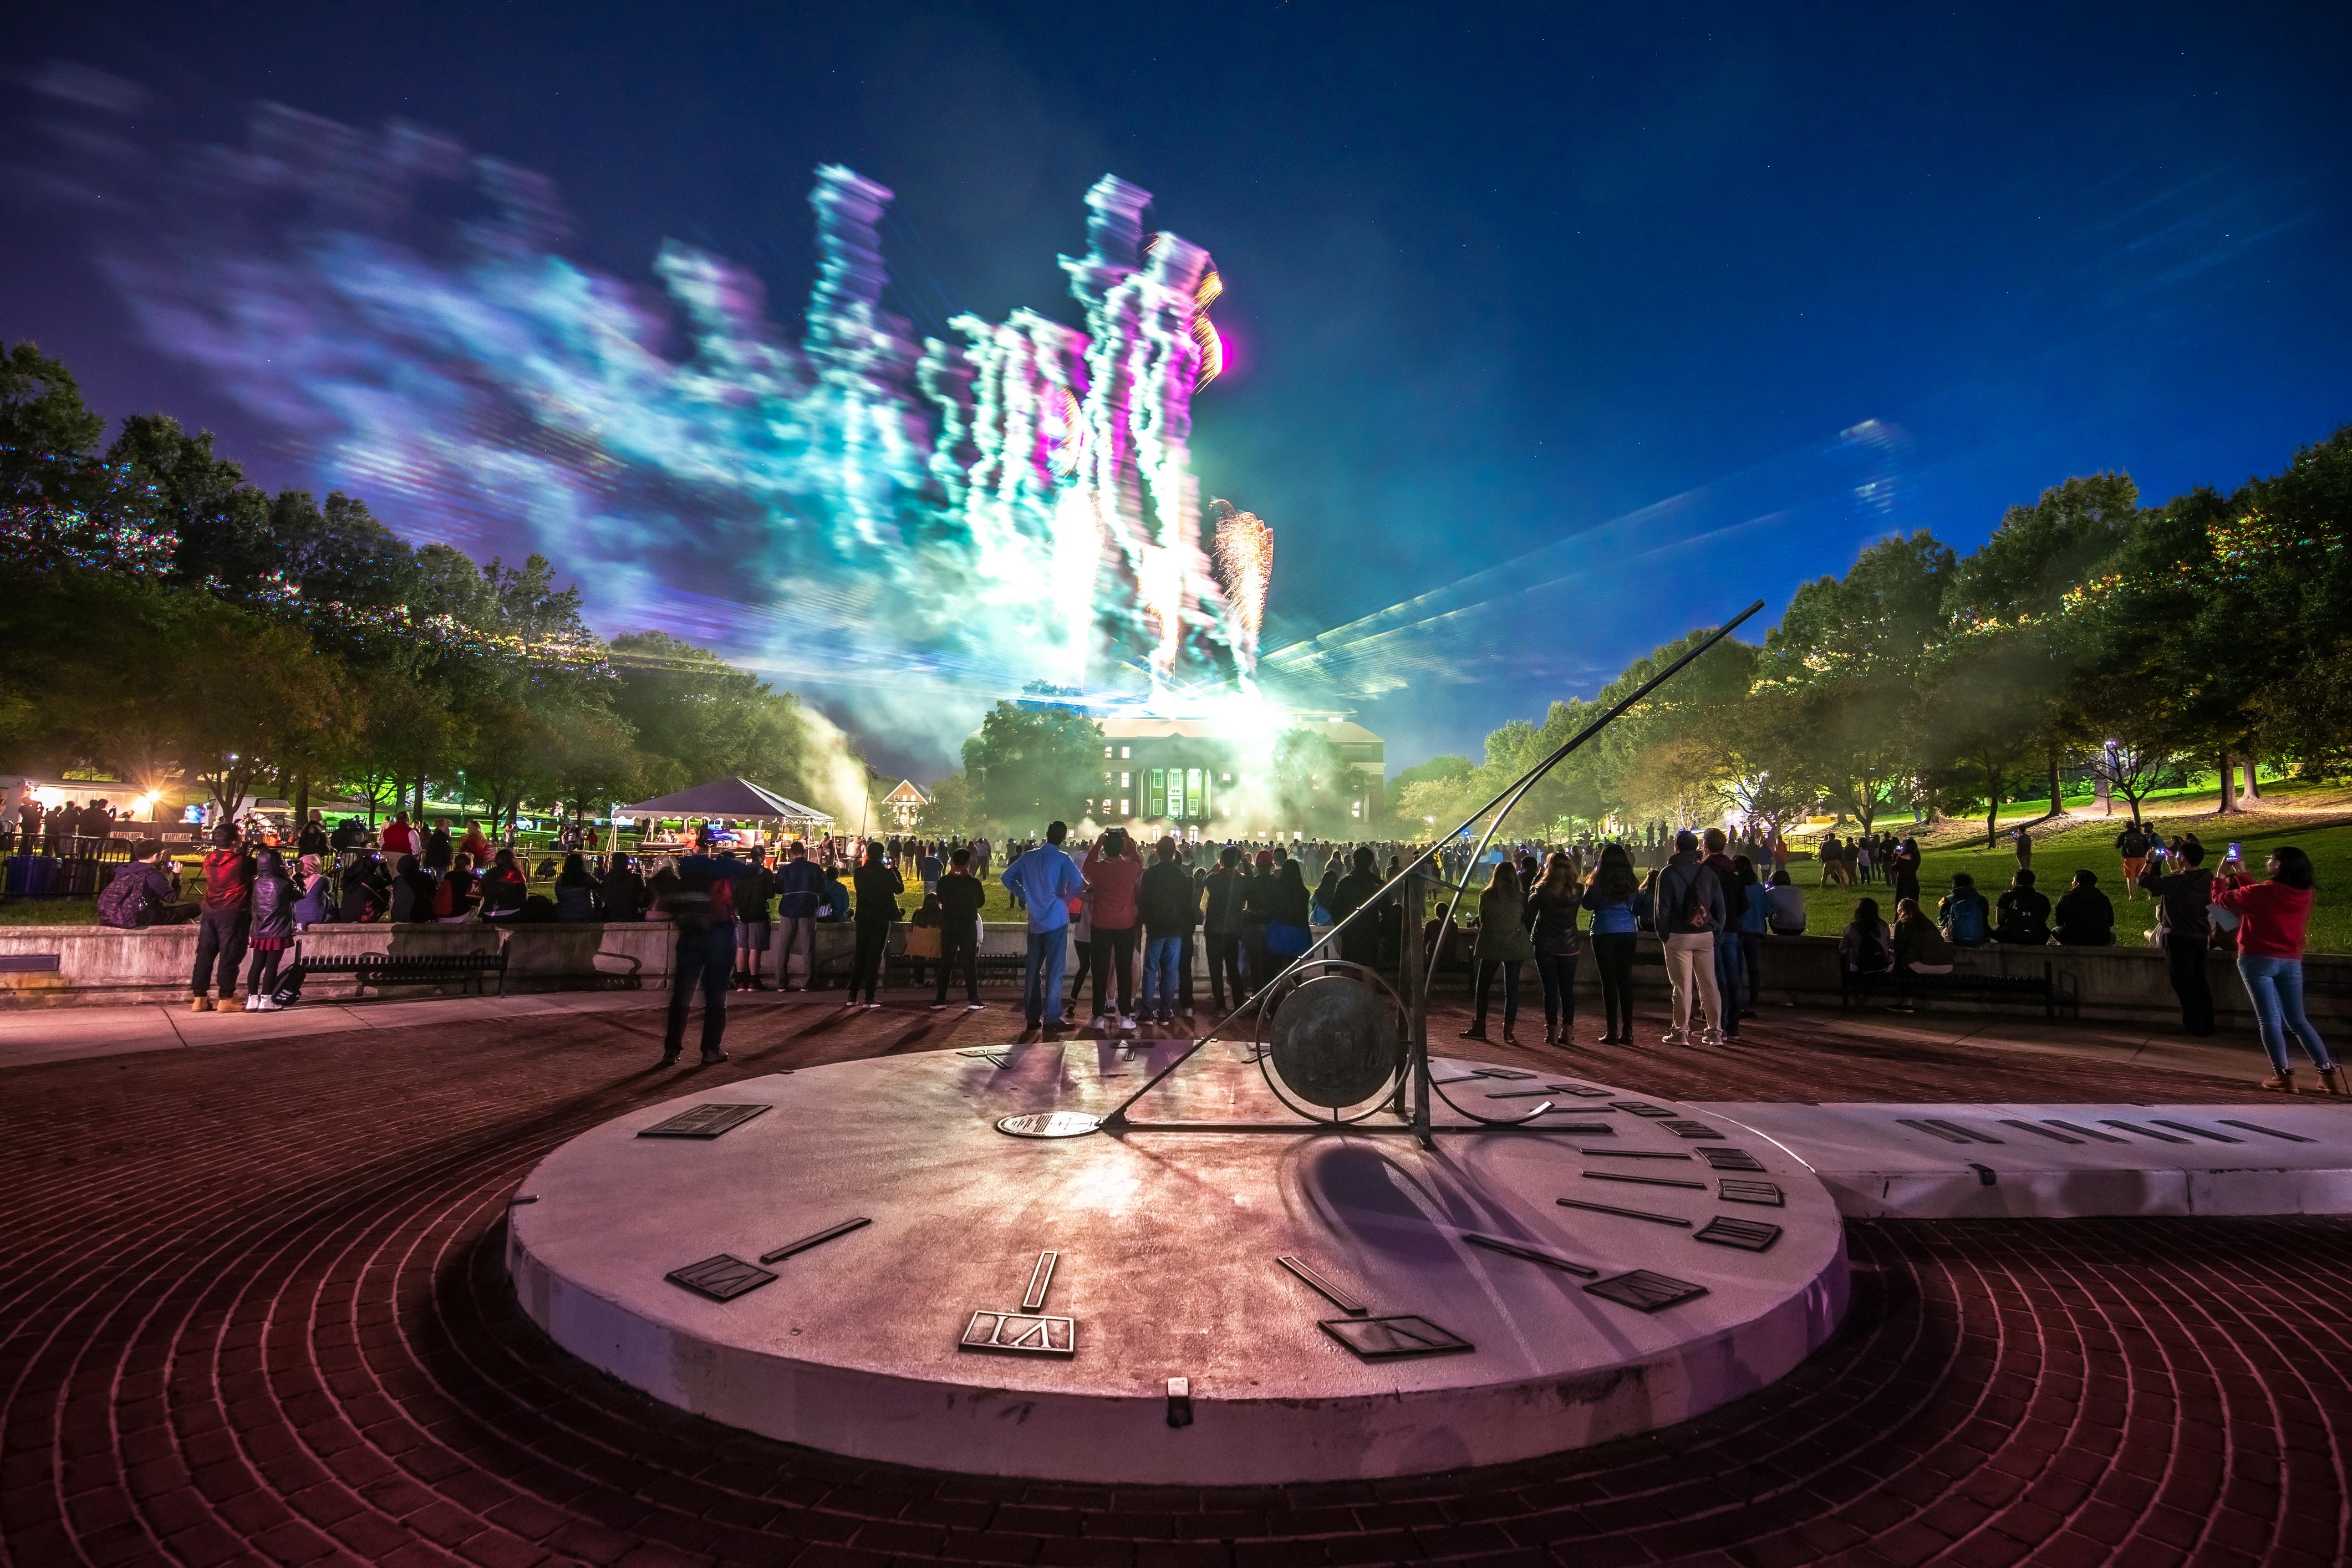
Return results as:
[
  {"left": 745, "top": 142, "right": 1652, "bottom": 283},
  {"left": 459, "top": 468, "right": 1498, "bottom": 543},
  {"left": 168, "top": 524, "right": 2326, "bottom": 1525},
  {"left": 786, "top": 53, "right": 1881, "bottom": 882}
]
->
[{"left": 6, "top": 3, "right": 2347, "bottom": 774}]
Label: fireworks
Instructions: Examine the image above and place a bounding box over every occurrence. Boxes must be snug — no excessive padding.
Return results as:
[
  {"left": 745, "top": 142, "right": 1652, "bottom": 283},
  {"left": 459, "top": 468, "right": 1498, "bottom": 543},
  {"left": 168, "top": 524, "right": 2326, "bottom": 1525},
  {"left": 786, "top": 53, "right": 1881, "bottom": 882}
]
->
[
  {"left": 1212, "top": 500, "right": 1274, "bottom": 658},
  {"left": 1192, "top": 268, "right": 1225, "bottom": 388}
]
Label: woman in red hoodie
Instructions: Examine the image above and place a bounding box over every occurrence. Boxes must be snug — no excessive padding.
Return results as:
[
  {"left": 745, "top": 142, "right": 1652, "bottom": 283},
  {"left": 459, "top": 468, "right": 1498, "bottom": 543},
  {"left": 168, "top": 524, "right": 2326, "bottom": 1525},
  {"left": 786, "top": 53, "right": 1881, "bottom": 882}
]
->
[{"left": 2213, "top": 846, "right": 2340, "bottom": 1096}]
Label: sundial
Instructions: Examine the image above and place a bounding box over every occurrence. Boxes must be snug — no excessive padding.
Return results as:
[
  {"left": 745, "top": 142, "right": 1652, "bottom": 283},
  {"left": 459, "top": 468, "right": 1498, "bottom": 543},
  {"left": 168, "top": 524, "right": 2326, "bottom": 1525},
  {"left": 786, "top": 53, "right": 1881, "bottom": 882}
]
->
[{"left": 506, "top": 602, "right": 1847, "bottom": 1483}]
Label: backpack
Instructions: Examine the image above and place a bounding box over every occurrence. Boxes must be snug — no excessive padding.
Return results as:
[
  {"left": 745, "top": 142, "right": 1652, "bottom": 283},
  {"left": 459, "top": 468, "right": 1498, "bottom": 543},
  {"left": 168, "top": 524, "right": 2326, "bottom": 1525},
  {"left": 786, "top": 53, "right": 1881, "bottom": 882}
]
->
[
  {"left": 1670, "top": 866, "right": 1714, "bottom": 933},
  {"left": 1850, "top": 925, "right": 1891, "bottom": 974},
  {"left": 431, "top": 876, "right": 455, "bottom": 918},
  {"left": 96, "top": 865, "right": 153, "bottom": 928}
]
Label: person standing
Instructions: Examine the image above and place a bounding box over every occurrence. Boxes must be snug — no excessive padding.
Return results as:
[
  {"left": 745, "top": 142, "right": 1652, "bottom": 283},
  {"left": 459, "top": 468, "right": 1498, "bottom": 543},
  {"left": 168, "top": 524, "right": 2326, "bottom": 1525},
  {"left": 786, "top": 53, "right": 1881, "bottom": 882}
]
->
[
  {"left": 1890, "top": 836, "right": 1923, "bottom": 906},
  {"left": 600, "top": 852, "right": 645, "bottom": 922},
  {"left": 1458, "top": 861, "right": 1532, "bottom": 1044},
  {"left": 1137, "top": 836, "right": 1194, "bottom": 1027},
  {"left": 297, "top": 811, "right": 329, "bottom": 859},
  {"left": 657, "top": 844, "right": 742, "bottom": 1066},
  {"left": 1328, "top": 847, "right": 1388, "bottom": 970},
  {"left": 242, "top": 848, "right": 297, "bottom": 1009},
  {"left": 918, "top": 843, "right": 943, "bottom": 897},
  {"left": 930, "top": 846, "right": 987, "bottom": 1011},
  {"left": 423, "top": 817, "right": 454, "bottom": 875},
  {"left": 2139, "top": 840, "right": 2216, "bottom": 1036},
  {"left": 775, "top": 841, "right": 823, "bottom": 989},
  {"left": 189, "top": 823, "right": 254, "bottom": 1012},
  {"left": 1083, "top": 829, "right": 1145, "bottom": 1031},
  {"left": 2214, "top": 846, "right": 2342, "bottom": 1095},
  {"left": 1203, "top": 847, "right": 1249, "bottom": 1011},
  {"left": 848, "top": 842, "right": 904, "bottom": 1008},
  {"left": 1002, "top": 821, "right": 1086, "bottom": 1036},
  {"left": 735, "top": 847, "right": 776, "bottom": 989},
  {"left": 1654, "top": 829, "right": 1727, "bottom": 1046},
  {"left": 2012, "top": 824, "right": 2034, "bottom": 874},
  {"left": 2115, "top": 819, "right": 2151, "bottom": 899},
  {"left": 1699, "top": 828, "right": 1747, "bottom": 1039},
  {"left": 1523, "top": 851, "right": 1583, "bottom": 1046}
]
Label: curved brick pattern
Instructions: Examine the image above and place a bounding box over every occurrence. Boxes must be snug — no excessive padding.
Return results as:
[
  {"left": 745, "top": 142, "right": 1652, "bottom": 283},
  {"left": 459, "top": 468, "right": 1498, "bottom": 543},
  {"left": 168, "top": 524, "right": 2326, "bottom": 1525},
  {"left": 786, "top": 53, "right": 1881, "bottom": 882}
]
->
[{"left": 3, "top": 1003, "right": 2346, "bottom": 1567}]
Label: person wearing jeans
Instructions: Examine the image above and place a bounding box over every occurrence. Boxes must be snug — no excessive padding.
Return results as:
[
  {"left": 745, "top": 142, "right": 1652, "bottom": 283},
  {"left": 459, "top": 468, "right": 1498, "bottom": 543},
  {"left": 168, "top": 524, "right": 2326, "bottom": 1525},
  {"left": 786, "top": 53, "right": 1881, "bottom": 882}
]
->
[
  {"left": 1083, "top": 830, "right": 1144, "bottom": 1029},
  {"left": 1654, "top": 831, "right": 1727, "bottom": 1045},
  {"left": 774, "top": 841, "right": 825, "bottom": 991},
  {"left": 1700, "top": 829, "right": 1745, "bottom": 1040},
  {"left": 1579, "top": 843, "right": 1642, "bottom": 1043},
  {"left": 1002, "top": 822, "right": 1085, "bottom": 1034},
  {"left": 2139, "top": 843, "right": 2216, "bottom": 1036},
  {"left": 2214, "top": 846, "right": 2342, "bottom": 1096},
  {"left": 1137, "top": 837, "right": 1195, "bottom": 1026},
  {"left": 1524, "top": 851, "right": 1582, "bottom": 1045}
]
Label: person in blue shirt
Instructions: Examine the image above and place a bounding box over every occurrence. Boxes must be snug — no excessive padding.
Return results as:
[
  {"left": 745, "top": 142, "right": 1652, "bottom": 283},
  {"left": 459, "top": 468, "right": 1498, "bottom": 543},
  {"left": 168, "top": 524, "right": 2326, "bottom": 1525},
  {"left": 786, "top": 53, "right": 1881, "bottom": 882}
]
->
[
  {"left": 773, "top": 841, "right": 826, "bottom": 991},
  {"left": 1002, "top": 820, "right": 1087, "bottom": 1035}
]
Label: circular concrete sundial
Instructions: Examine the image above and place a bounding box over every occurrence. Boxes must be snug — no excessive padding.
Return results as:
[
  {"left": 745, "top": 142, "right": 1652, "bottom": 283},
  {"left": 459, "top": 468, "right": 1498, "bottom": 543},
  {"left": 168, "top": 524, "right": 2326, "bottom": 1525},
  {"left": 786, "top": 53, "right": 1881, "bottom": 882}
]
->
[{"left": 508, "top": 1042, "right": 1847, "bottom": 1484}]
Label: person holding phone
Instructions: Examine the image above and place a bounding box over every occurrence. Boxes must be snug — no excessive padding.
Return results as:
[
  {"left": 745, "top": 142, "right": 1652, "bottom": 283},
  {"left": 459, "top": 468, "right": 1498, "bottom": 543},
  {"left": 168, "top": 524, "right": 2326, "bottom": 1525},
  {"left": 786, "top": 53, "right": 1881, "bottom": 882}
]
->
[{"left": 2214, "top": 846, "right": 2340, "bottom": 1095}]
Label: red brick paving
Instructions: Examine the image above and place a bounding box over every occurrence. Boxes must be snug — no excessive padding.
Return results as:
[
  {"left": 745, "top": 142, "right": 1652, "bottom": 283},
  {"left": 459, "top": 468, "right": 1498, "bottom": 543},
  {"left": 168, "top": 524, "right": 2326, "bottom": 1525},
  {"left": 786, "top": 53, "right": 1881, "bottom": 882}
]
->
[{"left": 2, "top": 998, "right": 2346, "bottom": 1567}]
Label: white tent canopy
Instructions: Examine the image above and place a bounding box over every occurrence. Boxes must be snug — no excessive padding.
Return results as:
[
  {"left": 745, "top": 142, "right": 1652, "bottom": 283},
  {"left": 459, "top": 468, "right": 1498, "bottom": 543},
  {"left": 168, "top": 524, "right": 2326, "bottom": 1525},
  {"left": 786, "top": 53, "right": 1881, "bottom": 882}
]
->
[{"left": 617, "top": 777, "right": 833, "bottom": 826}]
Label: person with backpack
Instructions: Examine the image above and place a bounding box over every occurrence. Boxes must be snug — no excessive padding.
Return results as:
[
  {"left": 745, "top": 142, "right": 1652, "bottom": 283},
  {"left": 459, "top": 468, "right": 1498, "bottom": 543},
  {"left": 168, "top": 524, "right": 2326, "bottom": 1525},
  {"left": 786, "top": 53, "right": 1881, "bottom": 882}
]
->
[
  {"left": 1656, "top": 829, "right": 1728, "bottom": 1046},
  {"left": 2214, "top": 846, "right": 2341, "bottom": 1095},
  {"left": 1937, "top": 873, "right": 1992, "bottom": 947},
  {"left": 2115, "top": 821, "right": 2151, "bottom": 899},
  {"left": 1839, "top": 895, "right": 1896, "bottom": 1003},
  {"left": 98, "top": 842, "right": 190, "bottom": 928},
  {"left": 189, "top": 824, "right": 255, "bottom": 1012},
  {"left": 242, "top": 849, "right": 297, "bottom": 1009},
  {"left": 1993, "top": 868, "right": 2053, "bottom": 944}
]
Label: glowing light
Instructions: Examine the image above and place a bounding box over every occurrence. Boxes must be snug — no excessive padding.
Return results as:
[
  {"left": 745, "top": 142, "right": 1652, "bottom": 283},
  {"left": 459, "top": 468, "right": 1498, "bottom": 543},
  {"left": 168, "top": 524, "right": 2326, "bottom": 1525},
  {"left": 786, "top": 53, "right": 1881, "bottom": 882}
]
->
[
  {"left": 1211, "top": 500, "right": 1274, "bottom": 664},
  {"left": 63, "top": 100, "right": 1271, "bottom": 747}
]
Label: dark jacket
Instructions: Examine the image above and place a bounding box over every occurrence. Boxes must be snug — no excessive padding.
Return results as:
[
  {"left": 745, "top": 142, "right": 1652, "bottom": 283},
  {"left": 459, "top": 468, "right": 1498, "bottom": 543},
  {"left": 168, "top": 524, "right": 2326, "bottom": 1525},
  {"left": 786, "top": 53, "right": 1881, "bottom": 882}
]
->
[
  {"left": 776, "top": 859, "right": 826, "bottom": 919},
  {"left": 2139, "top": 865, "right": 2213, "bottom": 941},
  {"left": 422, "top": 828, "right": 454, "bottom": 871},
  {"left": 601, "top": 867, "right": 645, "bottom": 922},
  {"left": 1993, "top": 887, "right": 2052, "bottom": 944},
  {"left": 1203, "top": 868, "right": 1249, "bottom": 933},
  {"left": 737, "top": 865, "right": 777, "bottom": 922},
  {"left": 554, "top": 873, "right": 600, "bottom": 922},
  {"left": 251, "top": 870, "right": 298, "bottom": 941},
  {"left": 937, "top": 870, "right": 987, "bottom": 926},
  {"left": 852, "top": 862, "right": 904, "bottom": 924},
  {"left": 1328, "top": 869, "right": 1387, "bottom": 964},
  {"left": 2054, "top": 886, "right": 2115, "bottom": 946},
  {"left": 296, "top": 823, "right": 329, "bottom": 858},
  {"left": 1265, "top": 875, "right": 1312, "bottom": 928},
  {"left": 1138, "top": 860, "right": 1198, "bottom": 939},
  {"left": 395, "top": 867, "right": 438, "bottom": 923},
  {"left": 1701, "top": 852, "right": 1748, "bottom": 923},
  {"left": 1655, "top": 851, "right": 1727, "bottom": 935},
  {"left": 1524, "top": 885, "right": 1582, "bottom": 953}
]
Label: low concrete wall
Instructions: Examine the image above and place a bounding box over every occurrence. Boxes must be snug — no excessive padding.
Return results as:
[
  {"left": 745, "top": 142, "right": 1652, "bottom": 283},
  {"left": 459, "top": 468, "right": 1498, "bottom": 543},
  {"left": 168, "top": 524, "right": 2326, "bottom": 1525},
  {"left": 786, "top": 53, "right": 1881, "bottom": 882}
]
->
[
  {"left": 0, "top": 919, "right": 1045, "bottom": 1008},
  {"left": 2, "top": 919, "right": 2345, "bottom": 1030}
]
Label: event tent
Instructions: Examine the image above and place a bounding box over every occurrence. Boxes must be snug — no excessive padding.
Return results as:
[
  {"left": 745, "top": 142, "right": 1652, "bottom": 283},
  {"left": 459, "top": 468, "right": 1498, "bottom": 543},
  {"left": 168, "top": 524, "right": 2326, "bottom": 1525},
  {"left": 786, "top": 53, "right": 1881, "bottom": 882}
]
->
[{"left": 617, "top": 777, "right": 833, "bottom": 828}]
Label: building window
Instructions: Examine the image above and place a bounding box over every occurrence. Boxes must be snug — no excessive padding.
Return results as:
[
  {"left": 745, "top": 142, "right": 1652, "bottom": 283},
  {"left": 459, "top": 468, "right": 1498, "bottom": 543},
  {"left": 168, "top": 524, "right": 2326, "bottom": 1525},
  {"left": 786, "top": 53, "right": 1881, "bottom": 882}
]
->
[
  {"left": 1119, "top": 772, "right": 1130, "bottom": 790},
  {"left": 1119, "top": 798, "right": 1131, "bottom": 817},
  {"left": 1103, "top": 745, "right": 1112, "bottom": 758},
  {"left": 1121, "top": 746, "right": 1131, "bottom": 760},
  {"left": 1148, "top": 768, "right": 1165, "bottom": 818}
]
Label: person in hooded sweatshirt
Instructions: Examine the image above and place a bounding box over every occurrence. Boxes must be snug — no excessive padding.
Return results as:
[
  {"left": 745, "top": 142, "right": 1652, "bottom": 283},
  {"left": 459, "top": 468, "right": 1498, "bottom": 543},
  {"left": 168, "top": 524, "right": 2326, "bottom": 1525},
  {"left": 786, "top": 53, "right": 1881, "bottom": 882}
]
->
[{"left": 189, "top": 823, "right": 254, "bottom": 1012}]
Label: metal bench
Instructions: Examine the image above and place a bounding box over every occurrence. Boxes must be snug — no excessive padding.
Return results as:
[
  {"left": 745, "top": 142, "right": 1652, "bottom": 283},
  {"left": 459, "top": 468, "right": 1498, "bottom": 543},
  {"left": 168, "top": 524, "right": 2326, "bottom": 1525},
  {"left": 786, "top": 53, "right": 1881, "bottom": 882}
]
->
[{"left": 292, "top": 947, "right": 509, "bottom": 997}]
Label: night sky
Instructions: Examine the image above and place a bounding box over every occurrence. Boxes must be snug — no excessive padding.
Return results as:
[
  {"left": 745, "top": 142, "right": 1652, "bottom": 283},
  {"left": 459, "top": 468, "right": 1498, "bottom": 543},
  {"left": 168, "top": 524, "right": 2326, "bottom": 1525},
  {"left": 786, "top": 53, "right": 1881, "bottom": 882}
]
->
[{"left": 6, "top": 3, "right": 2346, "bottom": 775}]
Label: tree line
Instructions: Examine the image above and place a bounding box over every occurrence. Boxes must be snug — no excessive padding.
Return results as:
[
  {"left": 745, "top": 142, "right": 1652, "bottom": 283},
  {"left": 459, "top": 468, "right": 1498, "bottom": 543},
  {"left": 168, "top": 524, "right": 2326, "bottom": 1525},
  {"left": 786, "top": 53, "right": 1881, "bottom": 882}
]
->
[
  {"left": 0, "top": 342, "right": 851, "bottom": 832},
  {"left": 1391, "top": 425, "right": 2352, "bottom": 845}
]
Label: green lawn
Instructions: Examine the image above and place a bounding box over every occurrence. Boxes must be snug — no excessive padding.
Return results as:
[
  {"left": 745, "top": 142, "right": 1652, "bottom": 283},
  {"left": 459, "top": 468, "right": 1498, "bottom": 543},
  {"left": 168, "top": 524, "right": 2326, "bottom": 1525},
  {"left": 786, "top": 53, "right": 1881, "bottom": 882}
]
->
[{"left": 1783, "top": 792, "right": 2352, "bottom": 953}]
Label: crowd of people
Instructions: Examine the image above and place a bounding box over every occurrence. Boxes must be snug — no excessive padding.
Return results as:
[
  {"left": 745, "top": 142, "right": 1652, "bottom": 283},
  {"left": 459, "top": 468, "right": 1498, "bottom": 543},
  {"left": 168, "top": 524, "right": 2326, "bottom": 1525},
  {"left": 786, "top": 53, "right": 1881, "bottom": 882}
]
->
[
  {"left": 61, "top": 799, "right": 2341, "bottom": 1097},
  {"left": 6, "top": 792, "right": 128, "bottom": 857}
]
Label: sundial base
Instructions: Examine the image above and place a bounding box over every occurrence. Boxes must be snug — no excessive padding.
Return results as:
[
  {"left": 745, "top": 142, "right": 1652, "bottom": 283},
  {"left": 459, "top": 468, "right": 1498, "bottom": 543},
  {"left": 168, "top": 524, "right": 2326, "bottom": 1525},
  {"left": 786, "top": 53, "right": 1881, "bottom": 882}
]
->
[{"left": 508, "top": 1043, "right": 1848, "bottom": 1484}]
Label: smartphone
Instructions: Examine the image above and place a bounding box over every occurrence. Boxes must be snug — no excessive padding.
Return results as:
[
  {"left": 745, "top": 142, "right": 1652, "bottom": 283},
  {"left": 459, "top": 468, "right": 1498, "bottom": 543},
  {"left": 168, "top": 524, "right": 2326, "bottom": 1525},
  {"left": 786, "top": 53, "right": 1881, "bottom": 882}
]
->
[{"left": 2227, "top": 842, "right": 2242, "bottom": 861}]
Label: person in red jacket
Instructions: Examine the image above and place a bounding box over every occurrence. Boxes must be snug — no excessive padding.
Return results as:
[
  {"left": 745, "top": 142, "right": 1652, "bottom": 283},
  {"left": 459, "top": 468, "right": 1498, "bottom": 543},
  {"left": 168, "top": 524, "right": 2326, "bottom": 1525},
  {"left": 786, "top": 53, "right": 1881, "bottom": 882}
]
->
[
  {"left": 1081, "top": 829, "right": 1144, "bottom": 1031},
  {"left": 190, "top": 823, "right": 254, "bottom": 1011},
  {"left": 2214, "top": 846, "right": 2340, "bottom": 1096}
]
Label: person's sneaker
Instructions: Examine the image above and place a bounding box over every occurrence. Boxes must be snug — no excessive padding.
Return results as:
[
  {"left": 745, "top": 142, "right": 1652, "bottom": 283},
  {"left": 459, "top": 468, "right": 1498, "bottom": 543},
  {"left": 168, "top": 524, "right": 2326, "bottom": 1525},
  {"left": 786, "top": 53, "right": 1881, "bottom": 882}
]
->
[
  {"left": 1119, "top": 1015, "right": 1137, "bottom": 1032},
  {"left": 966, "top": 1002, "right": 985, "bottom": 1011},
  {"left": 660, "top": 1051, "right": 681, "bottom": 1067},
  {"left": 842, "top": 997, "right": 859, "bottom": 1007},
  {"left": 864, "top": 1002, "right": 881, "bottom": 1010},
  {"left": 1157, "top": 1012, "right": 1174, "bottom": 1027},
  {"left": 1089, "top": 1014, "right": 1108, "bottom": 1032},
  {"left": 930, "top": 1002, "right": 948, "bottom": 1011},
  {"left": 700, "top": 1051, "right": 729, "bottom": 1065},
  {"left": 253, "top": 997, "right": 281, "bottom": 1012},
  {"left": 1660, "top": 1031, "right": 1689, "bottom": 1046},
  {"left": 241, "top": 994, "right": 259, "bottom": 1012}
]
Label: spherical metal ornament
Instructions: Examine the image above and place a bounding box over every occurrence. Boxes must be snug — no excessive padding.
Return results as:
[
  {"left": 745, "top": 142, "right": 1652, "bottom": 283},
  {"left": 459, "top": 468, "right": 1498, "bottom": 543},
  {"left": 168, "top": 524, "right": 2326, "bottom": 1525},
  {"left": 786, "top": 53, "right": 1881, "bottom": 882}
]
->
[{"left": 1266, "top": 974, "right": 1403, "bottom": 1109}]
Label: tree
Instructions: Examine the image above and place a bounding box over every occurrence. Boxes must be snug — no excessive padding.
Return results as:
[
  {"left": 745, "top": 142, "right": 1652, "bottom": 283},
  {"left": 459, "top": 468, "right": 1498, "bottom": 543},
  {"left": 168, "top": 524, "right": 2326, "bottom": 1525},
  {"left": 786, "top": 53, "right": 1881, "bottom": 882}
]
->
[
  {"left": 1918, "top": 629, "right": 2049, "bottom": 846},
  {"left": 0, "top": 340, "right": 106, "bottom": 464},
  {"left": 1270, "top": 727, "right": 1375, "bottom": 835},
  {"left": 1789, "top": 676, "right": 1911, "bottom": 833},
  {"left": 961, "top": 701, "right": 1104, "bottom": 828},
  {"left": 161, "top": 618, "right": 358, "bottom": 819}
]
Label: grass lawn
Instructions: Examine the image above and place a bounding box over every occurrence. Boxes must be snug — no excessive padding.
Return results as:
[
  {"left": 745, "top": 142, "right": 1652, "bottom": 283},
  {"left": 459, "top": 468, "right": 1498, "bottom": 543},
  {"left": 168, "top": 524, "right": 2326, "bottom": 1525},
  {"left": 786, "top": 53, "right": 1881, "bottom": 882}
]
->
[
  {"left": 1783, "top": 780, "right": 2352, "bottom": 953},
  {"left": 0, "top": 897, "right": 95, "bottom": 926}
]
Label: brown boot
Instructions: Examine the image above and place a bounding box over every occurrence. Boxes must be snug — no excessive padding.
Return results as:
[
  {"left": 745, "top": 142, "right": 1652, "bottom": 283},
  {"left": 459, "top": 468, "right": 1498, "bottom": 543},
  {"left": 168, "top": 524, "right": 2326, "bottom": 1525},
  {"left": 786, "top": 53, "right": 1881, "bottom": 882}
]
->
[
  {"left": 2317, "top": 1065, "right": 2349, "bottom": 1098},
  {"left": 189, "top": 995, "right": 213, "bottom": 1013},
  {"left": 2261, "top": 1068, "right": 2298, "bottom": 1094}
]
